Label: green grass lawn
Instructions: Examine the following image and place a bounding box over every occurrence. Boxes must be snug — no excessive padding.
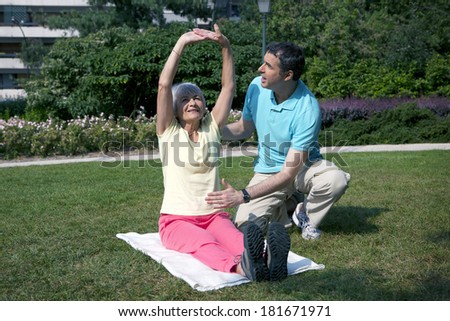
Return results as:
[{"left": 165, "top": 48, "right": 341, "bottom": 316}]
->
[{"left": 1, "top": 150, "right": 449, "bottom": 300}]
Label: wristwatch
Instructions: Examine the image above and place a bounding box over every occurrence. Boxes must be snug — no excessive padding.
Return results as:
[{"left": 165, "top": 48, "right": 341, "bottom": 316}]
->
[{"left": 241, "top": 189, "right": 251, "bottom": 203}]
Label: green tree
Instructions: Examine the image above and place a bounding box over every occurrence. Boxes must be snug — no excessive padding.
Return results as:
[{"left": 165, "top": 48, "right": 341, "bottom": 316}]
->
[
  {"left": 44, "top": 0, "right": 213, "bottom": 36},
  {"left": 25, "top": 26, "right": 157, "bottom": 119},
  {"left": 164, "top": 0, "right": 213, "bottom": 21},
  {"left": 425, "top": 53, "right": 450, "bottom": 96},
  {"left": 42, "top": 7, "right": 117, "bottom": 37},
  {"left": 18, "top": 38, "right": 49, "bottom": 73},
  {"left": 268, "top": 0, "right": 449, "bottom": 98},
  {"left": 22, "top": 0, "right": 450, "bottom": 121},
  {"left": 89, "top": 0, "right": 165, "bottom": 28},
  {"left": 23, "top": 21, "right": 262, "bottom": 120}
]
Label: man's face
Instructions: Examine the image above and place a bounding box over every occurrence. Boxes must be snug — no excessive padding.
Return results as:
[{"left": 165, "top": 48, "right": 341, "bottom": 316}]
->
[{"left": 258, "top": 52, "right": 286, "bottom": 90}]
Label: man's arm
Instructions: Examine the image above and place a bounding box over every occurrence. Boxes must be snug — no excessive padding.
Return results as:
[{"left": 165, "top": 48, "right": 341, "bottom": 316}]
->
[
  {"left": 205, "top": 148, "right": 308, "bottom": 208},
  {"left": 222, "top": 117, "right": 256, "bottom": 141}
]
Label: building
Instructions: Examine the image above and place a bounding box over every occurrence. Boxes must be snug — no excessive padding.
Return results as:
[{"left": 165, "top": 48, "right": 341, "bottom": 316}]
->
[
  {"left": 214, "top": 0, "right": 242, "bottom": 21},
  {"left": 0, "top": 0, "right": 89, "bottom": 99}
]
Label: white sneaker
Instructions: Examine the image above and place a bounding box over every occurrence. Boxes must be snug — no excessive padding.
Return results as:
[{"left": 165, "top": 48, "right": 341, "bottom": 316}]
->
[
  {"left": 292, "top": 203, "right": 322, "bottom": 240},
  {"left": 301, "top": 224, "right": 322, "bottom": 240}
]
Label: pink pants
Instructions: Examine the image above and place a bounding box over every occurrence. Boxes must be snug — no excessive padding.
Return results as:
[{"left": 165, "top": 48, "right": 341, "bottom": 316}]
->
[{"left": 158, "top": 212, "right": 244, "bottom": 273}]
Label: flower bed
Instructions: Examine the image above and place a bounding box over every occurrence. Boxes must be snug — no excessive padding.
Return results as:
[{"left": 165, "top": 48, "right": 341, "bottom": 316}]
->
[
  {"left": 0, "top": 111, "right": 157, "bottom": 159},
  {"left": 1, "top": 97, "right": 449, "bottom": 159}
]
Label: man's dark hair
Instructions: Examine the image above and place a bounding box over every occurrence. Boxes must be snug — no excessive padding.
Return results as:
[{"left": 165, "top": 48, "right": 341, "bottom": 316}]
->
[{"left": 266, "top": 42, "right": 305, "bottom": 81}]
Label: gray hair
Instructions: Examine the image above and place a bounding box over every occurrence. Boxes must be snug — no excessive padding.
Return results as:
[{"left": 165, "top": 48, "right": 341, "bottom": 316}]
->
[{"left": 172, "top": 82, "right": 207, "bottom": 114}]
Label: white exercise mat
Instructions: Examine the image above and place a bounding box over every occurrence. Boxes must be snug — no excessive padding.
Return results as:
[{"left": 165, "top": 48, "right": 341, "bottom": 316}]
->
[{"left": 116, "top": 232, "right": 325, "bottom": 292}]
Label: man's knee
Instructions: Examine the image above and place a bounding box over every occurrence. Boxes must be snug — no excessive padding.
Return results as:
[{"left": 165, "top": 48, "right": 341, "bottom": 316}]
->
[
  {"left": 235, "top": 213, "right": 269, "bottom": 233},
  {"left": 329, "top": 170, "right": 350, "bottom": 199}
]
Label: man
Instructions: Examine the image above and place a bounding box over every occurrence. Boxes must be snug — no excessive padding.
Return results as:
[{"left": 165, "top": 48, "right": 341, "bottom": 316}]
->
[{"left": 205, "top": 42, "right": 350, "bottom": 240}]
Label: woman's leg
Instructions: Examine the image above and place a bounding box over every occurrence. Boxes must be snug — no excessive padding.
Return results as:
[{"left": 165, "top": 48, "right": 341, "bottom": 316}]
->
[
  {"left": 159, "top": 214, "right": 240, "bottom": 273},
  {"left": 205, "top": 212, "right": 244, "bottom": 257}
]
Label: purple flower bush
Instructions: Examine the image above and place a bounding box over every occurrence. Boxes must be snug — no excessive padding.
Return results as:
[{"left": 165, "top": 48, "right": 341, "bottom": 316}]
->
[
  {"left": 318, "top": 97, "right": 450, "bottom": 146},
  {"left": 320, "top": 96, "right": 450, "bottom": 127}
]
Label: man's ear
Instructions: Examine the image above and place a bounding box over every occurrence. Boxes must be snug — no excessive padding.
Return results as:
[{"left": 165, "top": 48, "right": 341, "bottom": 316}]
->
[{"left": 284, "top": 70, "right": 294, "bottom": 81}]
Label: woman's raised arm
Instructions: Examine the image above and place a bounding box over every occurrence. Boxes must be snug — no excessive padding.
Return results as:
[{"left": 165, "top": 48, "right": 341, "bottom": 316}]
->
[
  {"left": 156, "top": 31, "right": 209, "bottom": 135},
  {"left": 193, "top": 24, "right": 235, "bottom": 129}
]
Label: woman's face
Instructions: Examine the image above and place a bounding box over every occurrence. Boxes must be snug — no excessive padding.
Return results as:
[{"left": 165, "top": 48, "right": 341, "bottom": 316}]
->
[{"left": 175, "top": 94, "right": 205, "bottom": 123}]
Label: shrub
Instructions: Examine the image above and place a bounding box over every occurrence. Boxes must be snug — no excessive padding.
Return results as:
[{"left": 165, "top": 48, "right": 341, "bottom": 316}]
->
[
  {"left": 0, "top": 117, "right": 35, "bottom": 158},
  {"left": 0, "top": 99, "right": 27, "bottom": 120},
  {"left": 425, "top": 53, "right": 450, "bottom": 96},
  {"left": 0, "top": 108, "right": 158, "bottom": 160},
  {"left": 320, "top": 96, "right": 450, "bottom": 127},
  {"left": 30, "top": 122, "right": 62, "bottom": 157},
  {"left": 320, "top": 102, "right": 450, "bottom": 146}
]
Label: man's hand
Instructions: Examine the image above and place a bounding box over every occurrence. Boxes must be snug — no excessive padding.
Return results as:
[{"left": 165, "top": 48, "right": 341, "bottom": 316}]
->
[{"left": 205, "top": 178, "right": 243, "bottom": 209}]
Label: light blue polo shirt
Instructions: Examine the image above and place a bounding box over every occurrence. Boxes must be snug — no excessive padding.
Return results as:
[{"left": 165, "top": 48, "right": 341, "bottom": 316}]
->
[{"left": 242, "top": 76, "right": 322, "bottom": 173}]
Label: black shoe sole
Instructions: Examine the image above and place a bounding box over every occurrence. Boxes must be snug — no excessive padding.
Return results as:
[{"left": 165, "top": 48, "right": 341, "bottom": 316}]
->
[
  {"left": 242, "top": 222, "right": 269, "bottom": 282},
  {"left": 267, "top": 222, "right": 291, "bottom": 281}
]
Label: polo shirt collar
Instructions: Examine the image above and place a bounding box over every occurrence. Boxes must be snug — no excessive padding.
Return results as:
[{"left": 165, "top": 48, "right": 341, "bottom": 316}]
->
[{"left": 269, "top": 81, "right": 303, "bottom": 111}]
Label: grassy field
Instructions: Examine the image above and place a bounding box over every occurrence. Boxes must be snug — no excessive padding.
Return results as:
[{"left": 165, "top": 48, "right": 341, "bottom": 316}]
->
[{"left": 1, "top": 150, "right": 449, "bottom": 301}]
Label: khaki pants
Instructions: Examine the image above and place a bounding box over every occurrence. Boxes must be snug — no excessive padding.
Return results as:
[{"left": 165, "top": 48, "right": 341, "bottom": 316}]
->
[{"left": 234, "top": 159, "right": 350, "bottom": 231}]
